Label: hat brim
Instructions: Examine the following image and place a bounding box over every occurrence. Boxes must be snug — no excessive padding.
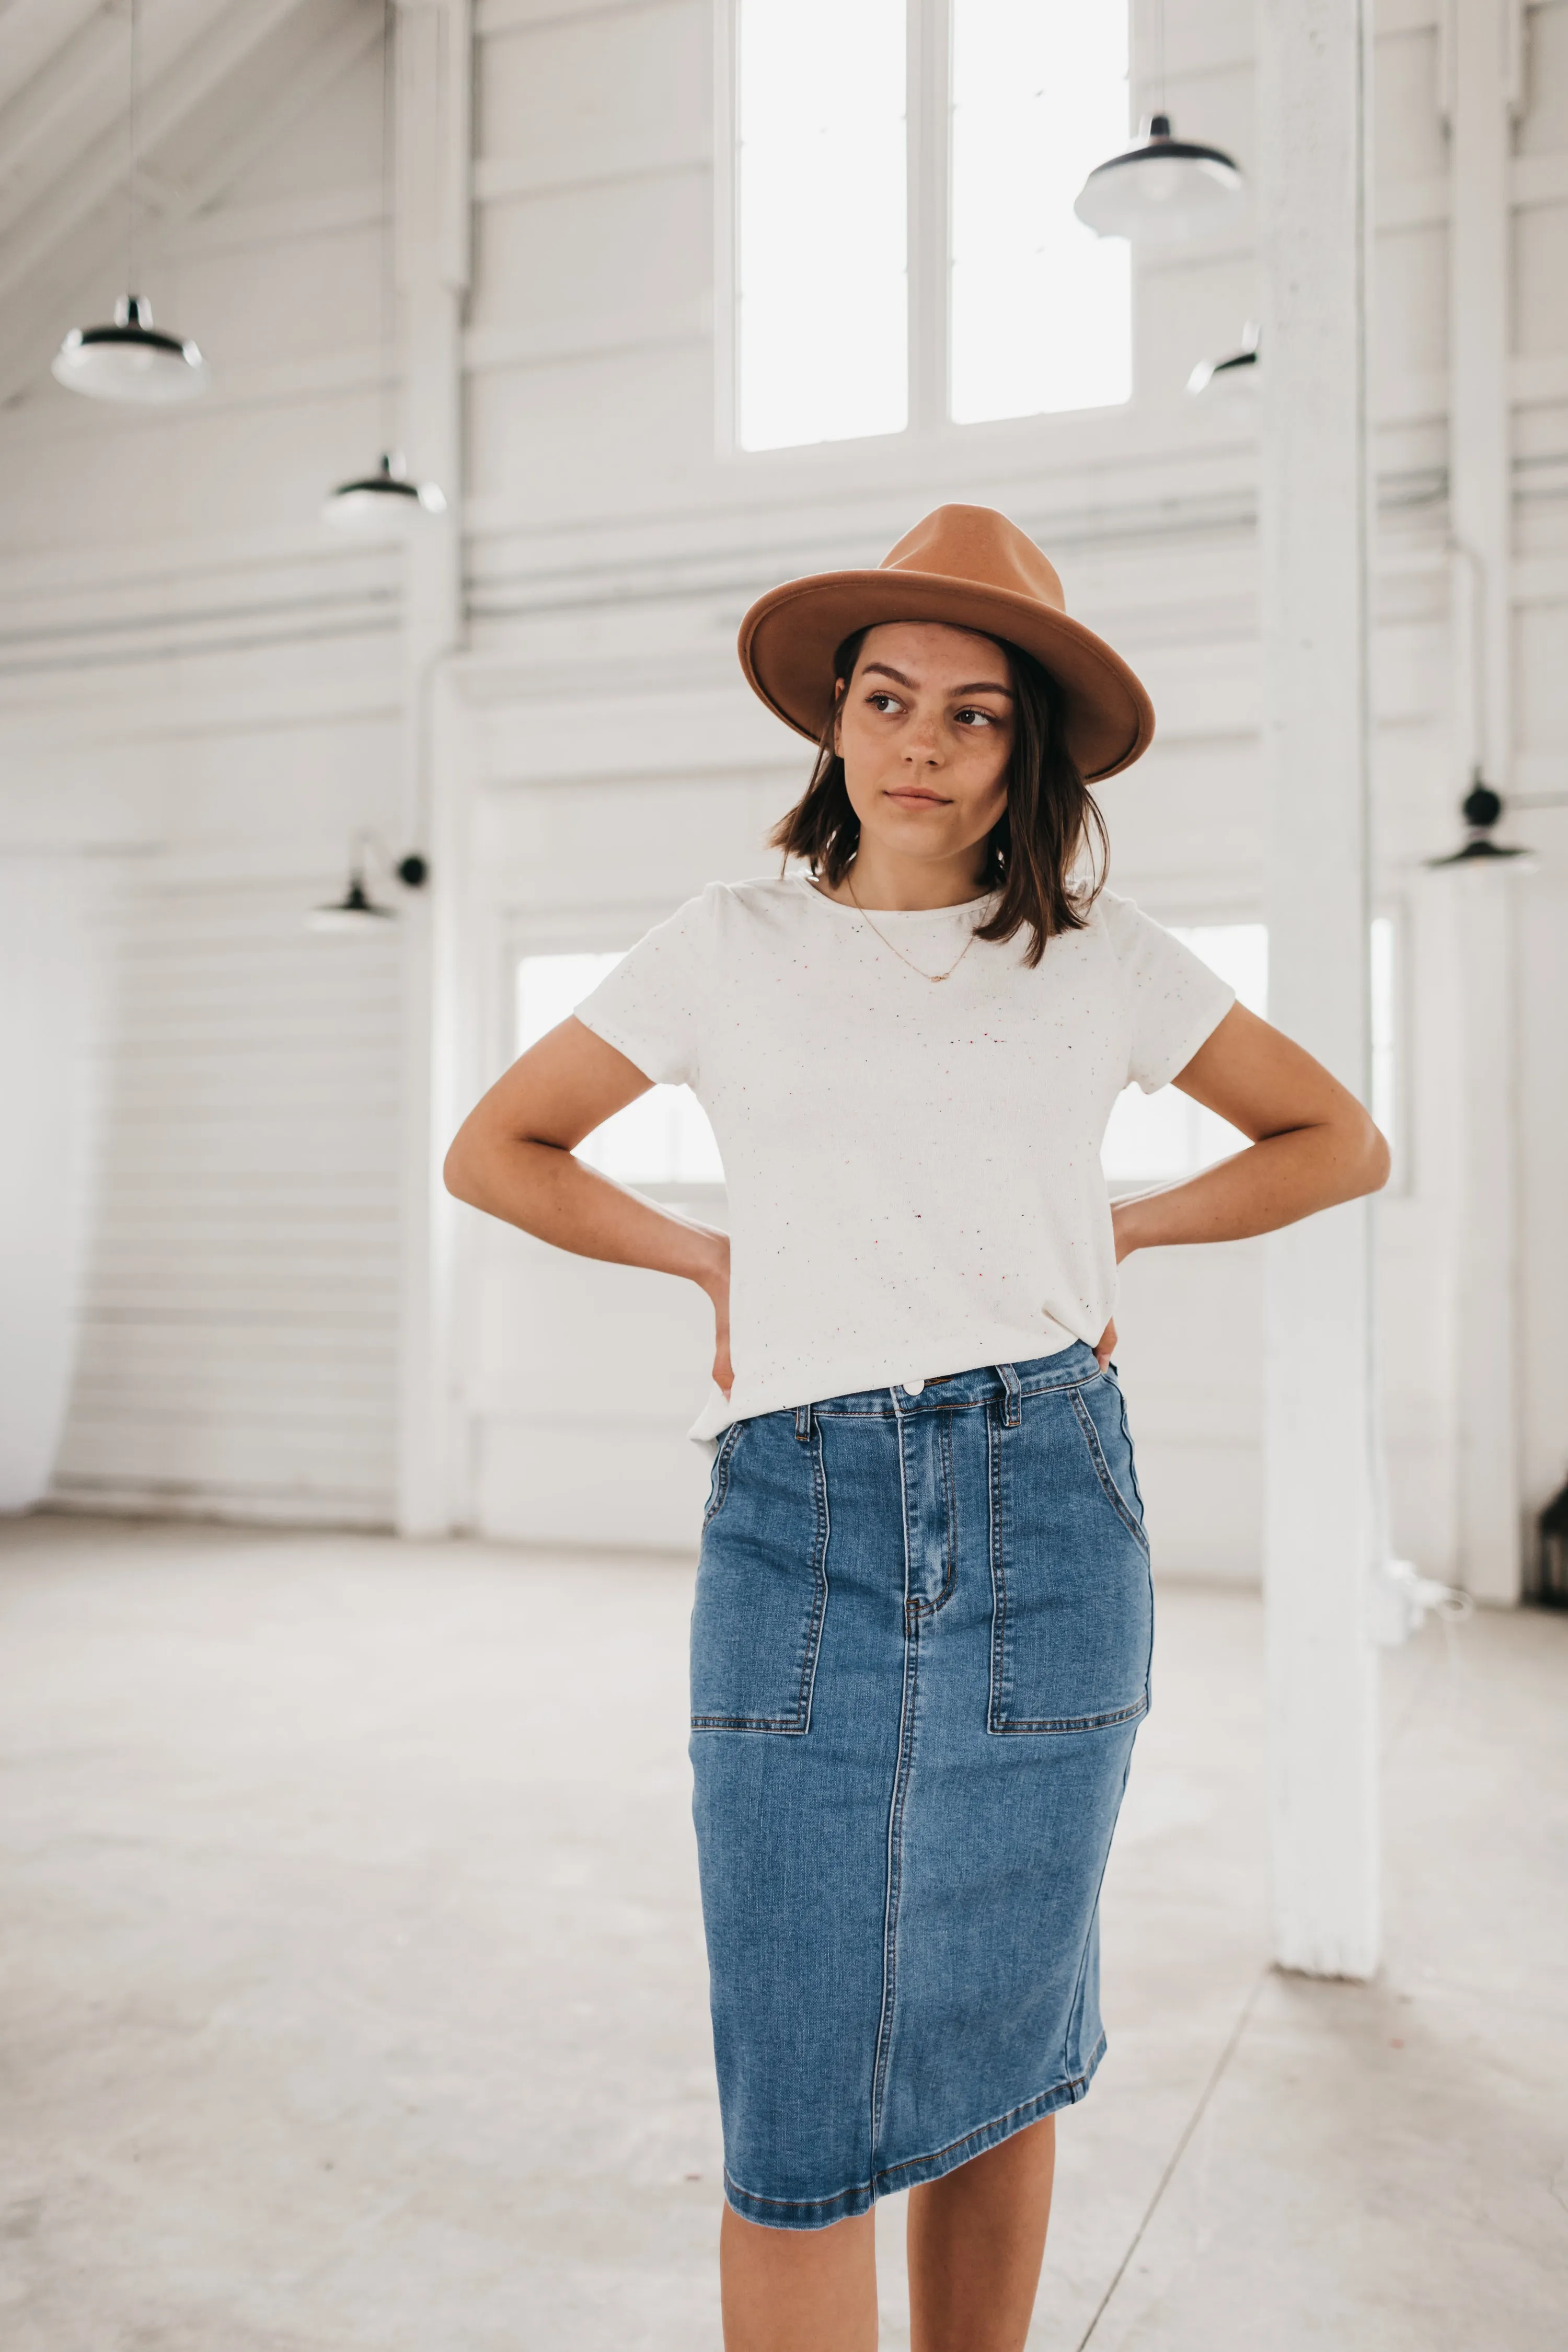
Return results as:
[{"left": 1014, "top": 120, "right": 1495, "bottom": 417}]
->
[{"left": 739, "top": 571, "right": 1155, "bottom": 781}]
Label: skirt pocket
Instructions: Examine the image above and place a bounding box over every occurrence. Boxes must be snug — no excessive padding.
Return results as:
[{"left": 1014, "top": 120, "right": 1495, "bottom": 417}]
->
[
  {"left": 691, "top": 1411, "right": 829, "bottom": 1734},
  {"left": 988, "top": 1378, "right": 1152, "bottom": 1735}
]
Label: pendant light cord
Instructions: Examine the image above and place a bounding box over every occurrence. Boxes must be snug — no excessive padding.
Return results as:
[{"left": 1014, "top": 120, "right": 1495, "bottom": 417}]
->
[
  {"left": 1155, "top": 0, "right": 1167, "bottom": 121},
  {"left": 379, "top": 0, "right": 396, "bottom": 457},
  {"left": 126, "top": 0, "right": 141, "bottom": 296}
]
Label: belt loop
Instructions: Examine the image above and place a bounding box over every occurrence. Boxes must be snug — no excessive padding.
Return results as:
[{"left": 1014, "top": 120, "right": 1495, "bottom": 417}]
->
[
  {"left": 794, "top": 1401, "right": 814, "bottom": 1443},
  {"left": 997, "top": 1363, "right": 1022, "bottom": 1428}
]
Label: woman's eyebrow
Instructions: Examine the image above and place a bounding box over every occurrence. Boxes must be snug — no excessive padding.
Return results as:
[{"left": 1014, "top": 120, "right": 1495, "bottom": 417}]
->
[{"left": 861, "top": 662, "right": 1014, "bottom": 697}]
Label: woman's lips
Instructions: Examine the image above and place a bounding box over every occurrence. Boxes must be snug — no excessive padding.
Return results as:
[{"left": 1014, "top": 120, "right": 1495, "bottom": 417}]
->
[{"left": 885, "top": 787, "right": 949, "bottom": 805}]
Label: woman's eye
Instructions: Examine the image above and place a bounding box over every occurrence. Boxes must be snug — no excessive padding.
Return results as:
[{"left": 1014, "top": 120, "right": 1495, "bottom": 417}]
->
[
  {"left": 868, "top": 693, "right": 899, "bottom": 713},
  {"left": 955, "top": 706, "right": 996, "bottom": 728}
]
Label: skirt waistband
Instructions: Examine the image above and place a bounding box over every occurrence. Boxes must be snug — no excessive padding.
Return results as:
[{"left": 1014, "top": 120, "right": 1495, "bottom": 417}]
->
[{"left": 792, "top": 1342, "right": 1104, "bottom": 1427}]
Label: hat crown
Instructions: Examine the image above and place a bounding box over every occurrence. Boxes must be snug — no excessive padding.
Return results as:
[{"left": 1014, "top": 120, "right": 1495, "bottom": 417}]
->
[{"left": 879, "top": 504, "right": 1066, "bottom": 617}]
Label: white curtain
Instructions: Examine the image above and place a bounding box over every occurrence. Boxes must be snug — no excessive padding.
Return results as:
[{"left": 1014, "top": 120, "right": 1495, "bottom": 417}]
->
[{"left": 0, "top": 857, "right": 99, "bottom": 1512}]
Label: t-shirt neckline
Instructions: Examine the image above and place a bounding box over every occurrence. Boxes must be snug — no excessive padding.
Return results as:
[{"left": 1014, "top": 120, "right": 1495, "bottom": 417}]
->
[{"left": 800, "top": 876, "right": 998, "bottom": 922}]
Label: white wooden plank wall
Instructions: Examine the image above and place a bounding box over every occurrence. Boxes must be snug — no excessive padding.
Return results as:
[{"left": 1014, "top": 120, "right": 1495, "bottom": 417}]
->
[{"left": 52, "top": 869, "right": 402, "bottom": 1526}]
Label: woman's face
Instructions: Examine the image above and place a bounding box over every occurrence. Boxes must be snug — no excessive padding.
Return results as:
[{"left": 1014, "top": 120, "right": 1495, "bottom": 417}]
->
[{"left": 834, "top": 621, "right": 1014, "bottom": 872}]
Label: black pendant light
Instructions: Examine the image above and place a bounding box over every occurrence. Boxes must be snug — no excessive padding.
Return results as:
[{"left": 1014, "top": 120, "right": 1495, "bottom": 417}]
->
[
  {"left": 1426, "top": 773, "right": 1536, "bottom": 868},
  {"left": 323, "top": 1, "right": 445, "bottom": 531},
  {"left": 1075, "top": 2, "right": 1246, "bottom": 248},
  {"left": 53, "top": 0, "right": 207, "bottom": 405},
  {"left": 324, "top": 451, "right": 447, "bottom": 527}
]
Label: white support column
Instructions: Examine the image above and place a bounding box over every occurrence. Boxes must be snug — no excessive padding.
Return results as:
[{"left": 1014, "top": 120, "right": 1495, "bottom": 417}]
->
[
  {"left": 1446, "top": 0, "right": 1523, "bottom": 1605},
  {"left": 1255, "top": 0, "right": 1381, "bottom": 1978},
  {"left": 907, "top": 0, "right": 952, "bottom": 433},
  {"left": 394, "top": 0, "right": 470, "bottom": 1538}
]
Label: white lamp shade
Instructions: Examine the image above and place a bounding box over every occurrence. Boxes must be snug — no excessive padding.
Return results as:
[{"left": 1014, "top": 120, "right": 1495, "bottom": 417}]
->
[
  {"left": 1075, "top": 116, "right": 1246, "bottom": 248},
  {"left": 52, "top": 296, "right": 207, "bottom": 405}
]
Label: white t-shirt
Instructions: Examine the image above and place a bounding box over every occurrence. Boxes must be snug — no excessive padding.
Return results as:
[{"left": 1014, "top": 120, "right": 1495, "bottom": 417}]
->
[{"left": 574, "top": 877, "right": 1234, "bottom": 1441}]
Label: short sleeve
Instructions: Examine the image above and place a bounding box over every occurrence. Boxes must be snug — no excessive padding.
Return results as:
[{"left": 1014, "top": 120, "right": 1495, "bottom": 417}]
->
[
  {"left": 571, "top": 887, "right": 716, "bottom": 1088},
  {"left": 1101, "top": 893, "right": 1237, "bottom": 1093}
]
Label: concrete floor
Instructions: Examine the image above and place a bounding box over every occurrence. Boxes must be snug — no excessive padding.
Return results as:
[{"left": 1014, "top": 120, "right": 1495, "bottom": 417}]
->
[{"left": 0, "top": 1521, "right": 1564, "bottom": 2351}]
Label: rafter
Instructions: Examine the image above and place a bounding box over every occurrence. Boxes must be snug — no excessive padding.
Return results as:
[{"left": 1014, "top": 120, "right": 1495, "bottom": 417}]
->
[
  {"left": 0, "top": 0, "right": 326, "bottom": 298},
  {"left": 0, "top": 0, "right": 106, "bottom": 124},
  {"left": 0, "top": 0, "right": 383, "bottom": 408}
]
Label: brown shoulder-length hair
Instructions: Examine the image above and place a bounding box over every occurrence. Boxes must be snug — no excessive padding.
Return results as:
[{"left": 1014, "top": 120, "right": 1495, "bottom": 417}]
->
[{"left": 768, "top": 627, "right": 1108, "bottom": 968}]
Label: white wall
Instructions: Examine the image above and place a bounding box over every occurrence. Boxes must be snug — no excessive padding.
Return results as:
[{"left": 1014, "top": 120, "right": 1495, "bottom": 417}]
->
[
  {"left": 0, "top": 34, "right": 408, "bottom": 1526},
  {"left": 0, "top": 858, "right": 99, "bottom": 1510},
  {"left": 0, "top": 0, "right": 1563, "bottom": 1581}
]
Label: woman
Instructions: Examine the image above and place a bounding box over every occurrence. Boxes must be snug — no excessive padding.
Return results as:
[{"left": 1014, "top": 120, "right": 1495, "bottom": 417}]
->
[{"left": 444, "top": 506, "right": 1389, "bottom": 2352}]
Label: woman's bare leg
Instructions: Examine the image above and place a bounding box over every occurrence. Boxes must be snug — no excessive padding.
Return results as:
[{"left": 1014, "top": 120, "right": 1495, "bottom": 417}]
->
[
  {"left": 906, "top": 2114, "right": 1057, "bottom": 2352},
  {"left": 719, "top": 2204, "right": 878, "bottom": 2352}
]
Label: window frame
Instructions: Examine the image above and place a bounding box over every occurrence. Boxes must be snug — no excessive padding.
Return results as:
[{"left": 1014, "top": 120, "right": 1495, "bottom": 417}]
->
[{"left": 713, "top": 0, "right": 1133, "bottom": 458}]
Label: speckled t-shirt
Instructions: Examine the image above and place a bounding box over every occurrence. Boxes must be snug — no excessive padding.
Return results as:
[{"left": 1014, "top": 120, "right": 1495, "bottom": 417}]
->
[{"left": 573, "top": 875, "right": 1234, "bottom": 1441}]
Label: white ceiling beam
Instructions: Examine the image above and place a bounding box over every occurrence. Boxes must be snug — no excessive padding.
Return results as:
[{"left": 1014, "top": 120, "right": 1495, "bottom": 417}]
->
[
  {"left": 0, "top": 5, "right": 130, "bottom": 231},
  {"left": 168, "top": 0, "right": 381, "bottom": 224},
  {"left": 0, "top": 0, "right": 324, "bottom": 295},
  {"left": 0, "top": 0, "right": 105, "bottom": 121},
  {"left": 0, "top": 0, "right": 382, "bottom": 407}
]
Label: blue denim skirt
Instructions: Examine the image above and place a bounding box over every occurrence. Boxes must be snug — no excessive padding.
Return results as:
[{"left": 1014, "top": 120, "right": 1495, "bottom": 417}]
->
[{"left": 689, "top": 1342, "right": 1151, "bottom": 2230}]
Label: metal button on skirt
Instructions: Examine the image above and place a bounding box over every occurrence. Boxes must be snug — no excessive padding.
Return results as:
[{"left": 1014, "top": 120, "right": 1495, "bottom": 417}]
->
[{"left": 689, "top": 1342, "right": 1152, "bottom": 2231}]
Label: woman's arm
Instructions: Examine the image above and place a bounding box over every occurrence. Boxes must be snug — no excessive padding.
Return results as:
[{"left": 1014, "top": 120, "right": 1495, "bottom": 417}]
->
[
  {"left": 443, "top": 1018, "right": 733, "bottom": 1392},
  {"left": 1113, "top": 1002, "right": 1390, "bottom": 1260}
]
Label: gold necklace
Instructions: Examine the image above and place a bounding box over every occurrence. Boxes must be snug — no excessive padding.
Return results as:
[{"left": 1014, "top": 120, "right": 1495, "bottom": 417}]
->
[{"left": 845, "top": 875, "right": 983, "bottom": 984}]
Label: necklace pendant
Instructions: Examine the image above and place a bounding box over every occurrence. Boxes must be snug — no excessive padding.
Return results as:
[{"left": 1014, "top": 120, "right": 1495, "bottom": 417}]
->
[{"left": 930, "top": 972, "right": 947, "bottom": 982}]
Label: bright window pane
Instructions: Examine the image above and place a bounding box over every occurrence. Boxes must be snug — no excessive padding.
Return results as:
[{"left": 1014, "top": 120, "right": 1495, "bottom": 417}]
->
[
  {"left": 1102, "top": 925, "right": 1266, "bottom": 1184},
  {"left": 517, "top": 954, "right": 724, "bottom": 1186},
  {"left": 1370, "top": 915, "right": 1397, "bottom": 1163},
  {"left": 736, "top": 0, "right": 907, "bottom": 449},
  {"left": 951, "top": 0, "right": 1131, "bottom": 423},
  {"left": 1101, "top": 920, "right": 1400, "bottom": 1187}
]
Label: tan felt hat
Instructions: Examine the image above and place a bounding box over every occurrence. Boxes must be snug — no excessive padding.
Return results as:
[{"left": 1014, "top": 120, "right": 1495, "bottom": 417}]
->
[{"left": 737, "top": 504, "right": 1155, "bottom": 781}]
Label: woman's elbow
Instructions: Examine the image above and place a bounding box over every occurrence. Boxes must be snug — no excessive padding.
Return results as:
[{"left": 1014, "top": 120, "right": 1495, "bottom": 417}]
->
[
  {"left": 443, "top": 1129, "right": 486, "bottom": 1207},
  {"left": 1357, "top": 1108, "right": 1392, "bottom": 1197}
]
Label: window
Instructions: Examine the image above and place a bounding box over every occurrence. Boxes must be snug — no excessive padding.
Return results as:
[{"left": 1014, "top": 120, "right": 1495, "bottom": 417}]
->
[
  {"left": 950, "top": 0, "right": 1131, "bottom": 423},
  {"left": 735, "top": 0, "right": 907, "bottom": 450},
  {"left": 515, "top": 954, "right": 724, "bottom": 1188},
  {"left": 1101, "top": 919, "right": 1399, "bottom": 1190},
  {"left": 731, "top": 0, "right": 1131, "bottom": 451},
  {"left": 1368, "top": 912, "right": 1398, "bottom": 1162}
]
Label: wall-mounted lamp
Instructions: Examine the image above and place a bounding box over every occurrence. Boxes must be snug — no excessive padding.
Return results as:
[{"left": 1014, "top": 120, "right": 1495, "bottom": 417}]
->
[
  {"left": 309, "top": 837, "right": 429, "bottom": 933},
  {"left": 1187, "top": 322, "right": 1259, "bottom": 397},
  {"left": 1425, "top": 772, "right": 1537, "bottom": 869}
]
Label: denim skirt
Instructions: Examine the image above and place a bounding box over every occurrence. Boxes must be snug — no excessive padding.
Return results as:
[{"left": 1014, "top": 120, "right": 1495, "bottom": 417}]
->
[{"left": 689, "top": 1342, "right": 1152, "bottom": 2230}]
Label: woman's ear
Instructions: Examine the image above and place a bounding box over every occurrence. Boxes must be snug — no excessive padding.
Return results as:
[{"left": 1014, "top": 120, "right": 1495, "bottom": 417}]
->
[{"left": 832, "top": 675, "right": 847, "bottom": 759}]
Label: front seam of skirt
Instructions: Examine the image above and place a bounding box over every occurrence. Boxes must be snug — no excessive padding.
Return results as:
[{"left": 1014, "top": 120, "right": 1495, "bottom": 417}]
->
[
  {"left": 723, "top": 2038, "right": 1108, "bottom": 2231},
  {"left": 870, "top": 1392, "right": 923, "bottom": 2157}
]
